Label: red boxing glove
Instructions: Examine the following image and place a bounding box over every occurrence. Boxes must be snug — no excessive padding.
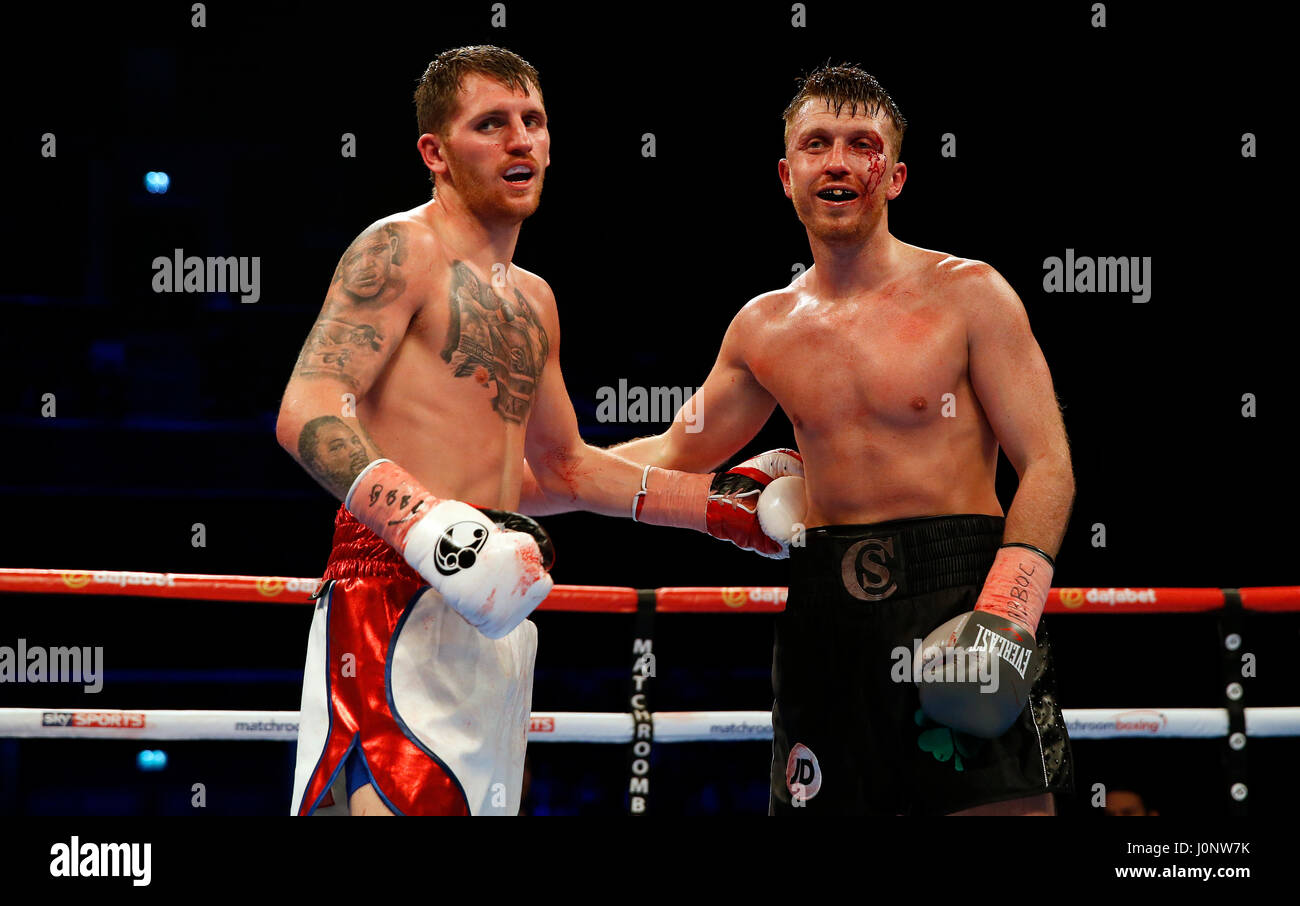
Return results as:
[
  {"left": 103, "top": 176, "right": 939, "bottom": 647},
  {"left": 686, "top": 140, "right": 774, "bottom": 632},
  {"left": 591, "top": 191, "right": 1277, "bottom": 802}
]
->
[
  {"left": 634, "top": 449, "right": 804, "bottom": 557},
  {"left": 705, "top": 449, "right": 804, "bottom": 557}
]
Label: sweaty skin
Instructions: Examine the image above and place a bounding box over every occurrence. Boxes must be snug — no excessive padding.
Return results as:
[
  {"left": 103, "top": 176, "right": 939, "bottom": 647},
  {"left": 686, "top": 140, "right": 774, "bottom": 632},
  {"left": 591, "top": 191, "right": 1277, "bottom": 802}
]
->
[
  {"left": 275, "top": 73, "right": 653, "bottom": 814},
  {"left": 603, "top": 248, "right": 1068, "bottom": 539},
  {"left": 725, "top": 250, "right": 1027, "bottom": 529},
  {"left": 277, "top": 74, "right": 648, "bottom": 517},
  {"left": 276, "top": 71, "right": 560, "bottom": 512},
  {"left": 280, "top": 208, "right": 552, "bottom": 510},
  {"left": 524, "top": 96, "right": 1074, "bottom": 817},
  {"left": 587, "top": 101, "right": 1074, "bottom": 558}
]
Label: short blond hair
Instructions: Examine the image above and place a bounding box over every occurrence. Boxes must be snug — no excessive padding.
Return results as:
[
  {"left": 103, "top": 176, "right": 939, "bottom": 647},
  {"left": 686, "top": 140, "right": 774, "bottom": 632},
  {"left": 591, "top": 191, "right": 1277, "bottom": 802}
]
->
[{"left": 783, "top": 64, "right": 907, "bottom": 158}]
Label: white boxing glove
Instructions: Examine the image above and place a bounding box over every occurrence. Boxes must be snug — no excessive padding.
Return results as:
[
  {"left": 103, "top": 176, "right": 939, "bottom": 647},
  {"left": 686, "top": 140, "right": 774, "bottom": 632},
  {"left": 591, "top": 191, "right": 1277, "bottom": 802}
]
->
[
  {"left": 346, "top": 460, "right": 553, "bottom": 639},
  {"left": 756, "top": 475, "right": 808, "bottom": 559}
]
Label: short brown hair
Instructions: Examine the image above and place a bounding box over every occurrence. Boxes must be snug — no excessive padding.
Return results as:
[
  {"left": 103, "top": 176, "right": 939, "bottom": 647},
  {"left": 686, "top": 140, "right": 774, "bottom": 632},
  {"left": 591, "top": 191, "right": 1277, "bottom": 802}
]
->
[
  {"left": 414, "top": 45, "right": 542, "bottom": 138},
  {"left": 782, "top": 64, "right": 907, "bottom": 158}
]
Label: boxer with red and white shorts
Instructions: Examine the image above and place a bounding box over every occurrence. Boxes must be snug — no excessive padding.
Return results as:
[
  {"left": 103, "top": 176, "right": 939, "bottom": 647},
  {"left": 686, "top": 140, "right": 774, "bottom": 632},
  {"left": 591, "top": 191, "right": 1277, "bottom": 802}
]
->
[
  {"left": 291, "top": 506, "right": 540, "bottom": 816},
  {"left": 277, "top": 46, "right": 790, "bottom": 815}
]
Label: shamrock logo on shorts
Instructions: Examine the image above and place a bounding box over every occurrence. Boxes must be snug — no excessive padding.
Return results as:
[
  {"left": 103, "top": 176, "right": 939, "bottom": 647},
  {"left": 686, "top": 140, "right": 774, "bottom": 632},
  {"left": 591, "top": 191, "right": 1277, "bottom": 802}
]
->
[{"left": 914, "top": 709, "right": 985, "bottom": 772}]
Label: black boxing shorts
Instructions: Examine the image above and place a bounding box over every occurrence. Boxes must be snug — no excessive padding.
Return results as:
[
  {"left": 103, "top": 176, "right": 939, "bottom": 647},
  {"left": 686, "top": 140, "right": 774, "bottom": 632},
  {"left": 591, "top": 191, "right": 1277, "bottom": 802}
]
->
[{"left": 769, "top": 514, "right": 1073, "bottom": 815}]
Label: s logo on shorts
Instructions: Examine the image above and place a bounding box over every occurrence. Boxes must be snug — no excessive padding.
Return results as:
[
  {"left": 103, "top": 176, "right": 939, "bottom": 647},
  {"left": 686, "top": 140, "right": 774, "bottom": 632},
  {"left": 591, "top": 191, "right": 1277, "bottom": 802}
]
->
[
  {"left": 786, "top": 742, "right": 822, "bottom": 802},
  {"left": 841, "top": 537, "right": 898, "bottom": 601}
]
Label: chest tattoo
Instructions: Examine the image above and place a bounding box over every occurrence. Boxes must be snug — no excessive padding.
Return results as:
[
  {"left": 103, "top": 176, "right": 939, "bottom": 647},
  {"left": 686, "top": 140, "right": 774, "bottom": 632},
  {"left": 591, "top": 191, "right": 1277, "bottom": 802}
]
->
[{"left": 441, "top": 261, "right": 550, "bottom": 424}]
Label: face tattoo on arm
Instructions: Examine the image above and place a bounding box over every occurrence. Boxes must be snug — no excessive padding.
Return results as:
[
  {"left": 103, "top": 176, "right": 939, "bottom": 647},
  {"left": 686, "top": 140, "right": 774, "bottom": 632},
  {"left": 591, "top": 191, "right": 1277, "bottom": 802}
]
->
[
  {"left": 289, "top": 223, "right": 410, "bottom": 494},
  {"left": 297, "top": 415, "right": 375, "bottom": 498}
]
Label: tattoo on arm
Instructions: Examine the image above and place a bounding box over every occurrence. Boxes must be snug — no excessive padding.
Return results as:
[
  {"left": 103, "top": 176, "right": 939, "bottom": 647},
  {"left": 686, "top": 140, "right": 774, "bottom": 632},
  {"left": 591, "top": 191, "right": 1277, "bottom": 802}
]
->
[
  {"left": 294, "top": 222, "right": 409, "bottom": 389},
  {"left": 294, "top": 318, "right": 384, "bottom": 390},
  {"left": 441, "top": 260, "right": 550, "bottom": 424},
  {"left": 296, "top": 415, "right": 379, "bottom": 499},
  {"left": 330, "top": 223, "right": 408, "bottom": 307}
]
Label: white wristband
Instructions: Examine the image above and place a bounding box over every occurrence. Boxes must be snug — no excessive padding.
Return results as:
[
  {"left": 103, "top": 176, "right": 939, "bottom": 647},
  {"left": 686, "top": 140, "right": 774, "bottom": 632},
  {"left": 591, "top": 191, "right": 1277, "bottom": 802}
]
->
[{"left": 631, "top": 465, "right": 652, "bottom": 522}]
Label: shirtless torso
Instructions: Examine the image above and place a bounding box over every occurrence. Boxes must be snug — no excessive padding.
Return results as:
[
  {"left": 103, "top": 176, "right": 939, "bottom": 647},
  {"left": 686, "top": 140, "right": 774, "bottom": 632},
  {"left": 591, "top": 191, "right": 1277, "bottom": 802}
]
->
[
  {"left": 736, "top": 246, "right": 1003, "bottom": 528},
  {"left": 276, "top": 63, "right": 568, "bottom": 816},
  {"left": 623, "top": 238, "right": 1067, "bottom": 556},
  {"left": 277, "top": 62, "right": 720, "bottom": 815},
  {"left": 615, "top": 81, "right": 1070, "bottom": 559},
  {"left": 607, "top": 73, "right": 1074, "bottom": 815},
  {"left": 282, "top": 206, "right": 557, "bottom": 514}
]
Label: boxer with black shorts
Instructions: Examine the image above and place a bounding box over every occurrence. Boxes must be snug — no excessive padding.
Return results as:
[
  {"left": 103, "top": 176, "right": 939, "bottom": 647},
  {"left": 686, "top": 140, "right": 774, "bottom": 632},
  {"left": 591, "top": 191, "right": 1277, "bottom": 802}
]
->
[
  {"left": 529, "top": 64, "right": 1076, "bottom": 815},
  {"left": 771, "top": 516, "right": 1069, "bottom": 814}
]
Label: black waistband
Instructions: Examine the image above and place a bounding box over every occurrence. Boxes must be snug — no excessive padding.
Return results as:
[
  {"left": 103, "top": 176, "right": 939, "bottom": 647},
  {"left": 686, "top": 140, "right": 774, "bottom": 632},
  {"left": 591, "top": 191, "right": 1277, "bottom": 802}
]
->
[{"left": 789, "top": 514, "right": 1005, "bottom": 604}]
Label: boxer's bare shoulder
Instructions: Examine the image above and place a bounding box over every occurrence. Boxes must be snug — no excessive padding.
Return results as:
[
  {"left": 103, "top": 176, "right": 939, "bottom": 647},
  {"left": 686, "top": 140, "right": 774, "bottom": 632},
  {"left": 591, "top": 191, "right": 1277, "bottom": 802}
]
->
[
  {"left": 743, "top": 284, "right": 802, "bottom": 317},
  {"left": 864, "top": 246, "right": 1031, "bottom": 346},
  {"left": 293, "top": 213, "right": 435, "bottom": 394},
  {"left": 925, "top": 252, "right": 1039, "bottom": 366},
  {"left": 727, "top": 285, "right": 801, "bottom": 352},
  {"left": 926, "top": 249, "right": 1021, "bottom": 315},
  {"left": 505, "top": 264, "right": 560, "bottom": 340},
  {"left": 340, "top": 202, "right": 507, "bottom": 307},
  {"left": 885, "top": 245, "right": 989, "bottom": 298}
]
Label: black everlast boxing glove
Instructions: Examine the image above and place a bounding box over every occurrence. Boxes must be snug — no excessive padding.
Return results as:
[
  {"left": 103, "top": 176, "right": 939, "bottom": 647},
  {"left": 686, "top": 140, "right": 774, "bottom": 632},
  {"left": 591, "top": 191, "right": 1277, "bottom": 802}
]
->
[{"left": 917, "top": 544, "right": 1054, "bottom": 738}]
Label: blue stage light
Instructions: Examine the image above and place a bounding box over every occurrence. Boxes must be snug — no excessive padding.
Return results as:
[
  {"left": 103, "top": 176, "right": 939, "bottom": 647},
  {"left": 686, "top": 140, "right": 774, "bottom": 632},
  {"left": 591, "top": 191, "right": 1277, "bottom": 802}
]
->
[
  {"left": 136, "top": 749, "right": 168, "bottom": 771},
  {"left": 144, "top": 171, "right": 170, "bottom": 194}
]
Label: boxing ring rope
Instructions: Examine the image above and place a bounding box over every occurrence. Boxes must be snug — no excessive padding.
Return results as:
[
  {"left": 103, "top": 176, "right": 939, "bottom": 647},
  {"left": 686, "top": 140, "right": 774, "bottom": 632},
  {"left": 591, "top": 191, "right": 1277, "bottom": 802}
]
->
[
  {"left": 3, "top": 567, "right": 1297, "bottom": 613},
  {"left": 3, "top": 707, "right": 1300, "bottom": 742},
  {"left": 3, "top": 568, "right": 1298, "bottom": 812}
]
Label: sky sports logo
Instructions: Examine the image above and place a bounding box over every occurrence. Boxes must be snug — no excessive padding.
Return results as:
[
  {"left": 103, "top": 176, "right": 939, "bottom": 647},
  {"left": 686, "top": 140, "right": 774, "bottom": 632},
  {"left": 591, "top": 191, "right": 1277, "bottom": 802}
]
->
[{"left": 42, "top": 712, "right": 146, "bottom": 728}]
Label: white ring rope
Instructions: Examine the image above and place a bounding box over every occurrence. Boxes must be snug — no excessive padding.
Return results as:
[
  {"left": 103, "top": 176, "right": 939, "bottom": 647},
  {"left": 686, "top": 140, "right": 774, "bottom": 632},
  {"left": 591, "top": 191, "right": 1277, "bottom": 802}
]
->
[{"left": 2, "top": 707, "right": 1297, "bottom": 742}]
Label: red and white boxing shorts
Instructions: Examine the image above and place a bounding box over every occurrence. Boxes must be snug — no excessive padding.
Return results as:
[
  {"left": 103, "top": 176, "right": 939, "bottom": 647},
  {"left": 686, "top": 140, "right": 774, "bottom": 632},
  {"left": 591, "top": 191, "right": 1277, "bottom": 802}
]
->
[{"left": 290, "top": 506, "right": 537, "bottom": 815}]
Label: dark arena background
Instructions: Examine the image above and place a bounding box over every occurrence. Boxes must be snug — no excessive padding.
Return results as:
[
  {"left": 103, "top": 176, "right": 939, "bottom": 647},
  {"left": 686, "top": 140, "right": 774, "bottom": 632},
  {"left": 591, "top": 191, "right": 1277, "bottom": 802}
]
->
[{"left": 0, "top": 0, "right": 1292, "bottom": 848}]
